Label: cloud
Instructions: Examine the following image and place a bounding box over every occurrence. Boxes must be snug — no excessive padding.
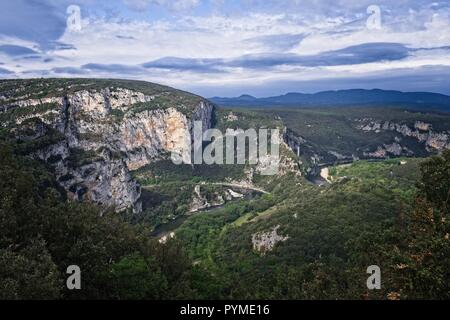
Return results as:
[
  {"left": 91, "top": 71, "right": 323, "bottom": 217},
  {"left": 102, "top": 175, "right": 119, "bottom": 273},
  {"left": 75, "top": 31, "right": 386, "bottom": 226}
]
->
[
  {"left": 116, "top": 35, "right": 136, "bottom": 40},
  {"left": 293, "top": 42, "right": 410, "bottom": 67},
  {"left": 51, "top": 42, "right": 77, "bottom": 51},
  {"left": 0, "top": 67, "right": 13, "bottom": 75},
  {"left": 122, "top": 0, "right": 152, "bottom": 11},
  {"left": 142, "top": 57, "right": 224, "bottom": 73},
  {"left": 51, "top": 66, "right": 88, "bottom": 75},
  {"left": 0, "top": 0, "right": 66, "bottom": 50},
  {"left": 142, "top": 43, "right": 411, "bottom": 71},
  {"left": 33, "top": 41, "right": 420, "bottom": 80},
  {"left": 235, "top": 0, "right": 449, "bottom": 19},
  {"left": 171, "top": 0, "right": 200, "bottom": 11},
  {"left": 1, "top": 0, "right": 450, "bottom": 96},
  {"left": 81, "top": 63, "right": 146, "bottom": 74},
  {"left": 246, "top": 33, "right": 307, "bottom": 51},
  {"left": 123, "top": 0, "right": 200, "bottom": 11},
  {"left": 23, "top": 63, "right": 147, "bottom": 77},
  {"left": 194, "top": 65, "right": 450, "bottom": 97},
  {"left": 0, "top": 45, "right": 39, "bottom": 57}
]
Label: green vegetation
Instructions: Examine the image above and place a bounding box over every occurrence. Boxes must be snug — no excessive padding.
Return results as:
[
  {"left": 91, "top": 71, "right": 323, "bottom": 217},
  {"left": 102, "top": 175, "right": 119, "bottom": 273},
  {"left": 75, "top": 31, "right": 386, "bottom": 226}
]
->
[
  {"left": 109, "top": 108, "right": 125, "bottom": 121},
  {"left": 1, "top": 124, "right": 448, "bottom": 299},
  {"left": 261, "top": 107, "right": 450, "bottom": 168},
  {"left": 174, "top": 153, "right": 449, "bottom": 299},
  {"left": 132, "top": 160, "right": 247, "bottom": 228},
  {"left": 128, "top": 107, "right": 287, "bottom": 230},
  {"left": 0, "top": 103, "right": 59, "bottom": 126},
  {"left": 177, "top": 196, "right": 276, "bottom": 262},
  {"left": 66, "top": 148, "right": 104, "bottom": 168},
  {"left": 13, "top": 127, "right": 66, "bottom": 155},
  {"left": 133, "top": 160, "right": 246, "bottom": 185},
  {"left": 0, "top": 78, "right": 167, "bottom": 100},
  {"left": 0, "top": 141, "right": 216, "bottom": 299},
  {"left": 128, "top": 94, "right": 201, "bottom": 116},
  {"left": 1, "top": 79, "right": 448, "bottom": 300},
  {"left": 329, "top": 158, "right": 423, "bottom": 202},
  {"left": 0, "top": 78, "right": 204, "bottom": 116},
  {"left": 135, "top": 183, "right": 196, "bottom": 227},
  {"left": 268, "top": 107, "right": 450, "bottom": 134},
  {"left": 214, "top": 107, "right": 283, "bottom": 132}
]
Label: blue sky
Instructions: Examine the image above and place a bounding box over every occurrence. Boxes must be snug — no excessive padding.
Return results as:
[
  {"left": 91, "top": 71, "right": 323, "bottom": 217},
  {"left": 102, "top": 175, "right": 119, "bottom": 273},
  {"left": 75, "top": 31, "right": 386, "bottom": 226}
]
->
[{"left": 1, "top": 0, "right": 450, "bottom": 97}]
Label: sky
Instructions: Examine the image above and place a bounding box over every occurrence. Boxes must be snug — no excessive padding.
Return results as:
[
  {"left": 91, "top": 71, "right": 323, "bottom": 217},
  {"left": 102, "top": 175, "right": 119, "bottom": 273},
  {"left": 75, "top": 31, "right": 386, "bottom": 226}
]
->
[{"left": 1, "top": 0, "right": 450, "bottom": 97}]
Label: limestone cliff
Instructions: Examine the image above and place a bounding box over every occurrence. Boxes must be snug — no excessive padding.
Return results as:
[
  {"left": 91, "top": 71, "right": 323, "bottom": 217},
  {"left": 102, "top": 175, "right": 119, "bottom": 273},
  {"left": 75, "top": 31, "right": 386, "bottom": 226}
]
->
[
  {"left": 283, "top": 118, "right": 450, "bottom": 175},
  {"left": 0, "top": 80, "right": 214, "bottom": 213},
  {"left": 252, "top": 225, "right": 289, "bottom": 255},
  {"left": 356, "top": 119, "right": 450, "bottom": 152}
]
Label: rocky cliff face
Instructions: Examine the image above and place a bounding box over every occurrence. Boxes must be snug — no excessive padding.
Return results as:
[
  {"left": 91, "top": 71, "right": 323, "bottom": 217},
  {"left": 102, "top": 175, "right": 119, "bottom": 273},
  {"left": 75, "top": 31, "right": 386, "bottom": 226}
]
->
[
  {"left": 283, "top": 128, "right": 348, "bottom": 176},
  {"left": 356, "top": 119, "right": 450, "bottom": 152},
  {"left": 282, "top": 117, "right": 450, "bottom": 179},
  {"left": 1, "top": 83, "right": 214, "bottom": 213},
  {"left": 252, "top": 225, "right": 289, "bottom": 255}
]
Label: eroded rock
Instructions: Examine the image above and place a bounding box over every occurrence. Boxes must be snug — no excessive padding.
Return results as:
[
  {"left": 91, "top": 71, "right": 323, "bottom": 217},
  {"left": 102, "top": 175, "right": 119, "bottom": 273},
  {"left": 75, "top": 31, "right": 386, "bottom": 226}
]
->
[
  {"left": 1, "top": 86, "right": 214, "bottom": 213},
  {"left": 252, "top": 225, "right": 289, "bottom": 255}
]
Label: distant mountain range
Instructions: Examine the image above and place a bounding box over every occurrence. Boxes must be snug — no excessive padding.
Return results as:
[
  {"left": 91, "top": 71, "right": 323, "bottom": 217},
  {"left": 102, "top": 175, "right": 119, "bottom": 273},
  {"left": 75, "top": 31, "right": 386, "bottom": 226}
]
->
[{"left": 209, "top": 89, "right": 450, "bottom": 112}]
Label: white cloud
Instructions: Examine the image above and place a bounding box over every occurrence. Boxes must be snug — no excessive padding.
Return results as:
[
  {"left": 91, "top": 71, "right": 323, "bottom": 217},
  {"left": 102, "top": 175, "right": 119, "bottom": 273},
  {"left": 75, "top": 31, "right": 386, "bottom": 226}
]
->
[
  {"left": 123, "top": 0, "right": 200, "bottom": 11},
  {"left": 3, "top": 0, "right": 450, "bottom": 95}
]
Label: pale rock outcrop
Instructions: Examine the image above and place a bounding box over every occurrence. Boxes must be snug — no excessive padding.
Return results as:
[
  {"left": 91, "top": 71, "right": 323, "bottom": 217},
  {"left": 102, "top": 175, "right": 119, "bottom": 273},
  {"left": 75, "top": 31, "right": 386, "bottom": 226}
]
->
[
  {"left": 227, "top": 189, "right": 244, "bottom": 199},
  {"left": 2, "top": 96, "right": 61, "bottom": 110},
  {"left": 414, "top": 121, "right": 432, "bottom": 131},
  {"left": 3, "top": 87, "right": 214, "bottom": 213},
  {"left": 357, "top": 120, "right": 450, "bottom": 152},
  {"left": 189, "top": 185, "right": 225, "bottom": 212},
  {"left": 364, "top": 142, "right": 410, "bottom": 158},
  {"left": 225, "top": 112, "right": 238, "bottom": 121},
  {"left": 119, "top": 108, "right": 192, "bottom": 169},
  {"left": 159, "top": 232, "right": 176, "bottom": 244},
  {"left": 252, "top": 225, "right": 289, "bottom": 255}
]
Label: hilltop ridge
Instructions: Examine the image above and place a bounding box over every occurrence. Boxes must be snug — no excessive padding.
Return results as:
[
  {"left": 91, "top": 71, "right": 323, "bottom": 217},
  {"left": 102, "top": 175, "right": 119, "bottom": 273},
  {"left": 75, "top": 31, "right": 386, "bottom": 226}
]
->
[{"left": 210, "top": 88, "right": 450, "bottom": 112}]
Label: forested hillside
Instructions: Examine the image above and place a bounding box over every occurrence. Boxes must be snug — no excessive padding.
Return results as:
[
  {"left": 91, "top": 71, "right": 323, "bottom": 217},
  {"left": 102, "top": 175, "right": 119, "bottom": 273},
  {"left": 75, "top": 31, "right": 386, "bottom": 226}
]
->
[
  {"left": 0, "top": 79, "right": 448, "bottom": 300},
  {"left": 175, "top": 153, "right": 449, "bottom": 299},
  {"left": 1, "top": 137, "right": 448, "bottom": 299}
]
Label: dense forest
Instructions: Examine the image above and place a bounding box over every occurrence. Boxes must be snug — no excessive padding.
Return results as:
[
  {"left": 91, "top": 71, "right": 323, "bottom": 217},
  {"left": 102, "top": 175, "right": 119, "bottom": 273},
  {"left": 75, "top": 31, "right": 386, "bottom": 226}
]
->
[
  {"left": 0, "top": 79, "right": 448, "bottom": 300},
  {"left": 1, "top": 134, "right": 448, "bottom": 299},
  {"left": 0, "top": 138, "right": 217, "bottom": 299}
]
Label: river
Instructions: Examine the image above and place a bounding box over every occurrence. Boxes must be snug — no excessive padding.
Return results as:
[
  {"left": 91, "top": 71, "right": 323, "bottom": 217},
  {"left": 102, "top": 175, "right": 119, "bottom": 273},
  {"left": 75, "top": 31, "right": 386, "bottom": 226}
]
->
[
  {"left": 149, "top": 205, "right": 224, "bottom": 238},
  {"left": 149, "top": 189, "right": 261, "bottom": 238}
]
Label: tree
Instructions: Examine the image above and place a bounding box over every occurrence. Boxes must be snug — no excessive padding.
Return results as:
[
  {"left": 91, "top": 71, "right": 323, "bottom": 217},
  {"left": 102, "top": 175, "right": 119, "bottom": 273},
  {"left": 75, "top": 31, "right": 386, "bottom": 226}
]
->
[
  {"left": 393, "top": 150, "right": 450, "bottom": 299},
  {"left": 0, "top": 239, "right": 61, "bottom": 299},
  {"left": 110, "top": 253, "right": 168, "bottom": 300}
]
